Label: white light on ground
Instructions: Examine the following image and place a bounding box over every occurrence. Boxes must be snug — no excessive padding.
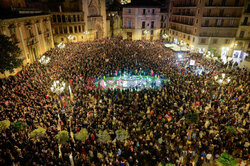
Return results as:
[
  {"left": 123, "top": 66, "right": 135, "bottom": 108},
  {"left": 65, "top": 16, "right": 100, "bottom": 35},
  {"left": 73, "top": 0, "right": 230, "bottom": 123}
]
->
[
  {"left": 51, "top": 80, "right": 66, "bottom": 95},
  {"left": 222, "top": 73, "right": 225, "bottom": 79}
]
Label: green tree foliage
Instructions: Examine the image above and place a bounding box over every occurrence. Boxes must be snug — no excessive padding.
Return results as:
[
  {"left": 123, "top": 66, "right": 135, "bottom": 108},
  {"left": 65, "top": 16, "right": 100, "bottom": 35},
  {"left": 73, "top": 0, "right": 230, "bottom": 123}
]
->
[
  {"left": 115, "top": 129, "right": 129, "bottom": 141},
  {"left": 225, "top": 126, "right": 237, "bottom": 134},
  {"left": 166, "top": 164, "right": 174, "bottom": 166},
  {"left": 185, "top": 113, "right": 199, "bottom": 124},
  {"left": 97, "top": 130, "right": 110, "bottom": 143},
  {"left": 30, "top": 127, "right": 46, "bottom": 139},
  {"left": 75, "top": 128, "right": 89, "bottom": 142},
  {"left": 217, "top": 153, "right": 236, "bottom": 166},
  {"left": 0, "top": 34, "right": 23, "bottom": 74},
  {"left": 56, "top": 130, "right": 69, "bottom": 145},
  {"left": 0, "top": 120, "right": 10, "bottom": 132},
  {"left": 12, "top": 121, "right": 26, "bottom": 131}
]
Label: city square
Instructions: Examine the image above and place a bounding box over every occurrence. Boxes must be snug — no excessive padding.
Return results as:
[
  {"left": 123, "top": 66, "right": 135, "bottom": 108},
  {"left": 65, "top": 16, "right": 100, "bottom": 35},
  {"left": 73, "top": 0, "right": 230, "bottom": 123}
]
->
[{"left": 0, "top": 0, "right": 249, "bottom": 166}]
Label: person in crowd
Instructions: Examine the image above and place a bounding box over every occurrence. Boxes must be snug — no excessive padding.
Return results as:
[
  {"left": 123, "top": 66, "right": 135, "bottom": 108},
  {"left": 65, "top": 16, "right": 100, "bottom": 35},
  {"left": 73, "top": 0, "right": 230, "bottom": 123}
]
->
[{"left": 0, "top": 38, "right": 249, "bottom": 166}]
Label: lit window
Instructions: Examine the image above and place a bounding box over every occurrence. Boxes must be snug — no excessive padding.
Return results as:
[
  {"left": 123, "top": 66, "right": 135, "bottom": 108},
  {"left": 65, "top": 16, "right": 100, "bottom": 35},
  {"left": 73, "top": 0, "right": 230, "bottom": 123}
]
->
[
  {"left": 230, "top": 20, "right": 234, "bottom": 26},
  {"left": 217, "top": 19, "right": 222, "bottom": 26}
]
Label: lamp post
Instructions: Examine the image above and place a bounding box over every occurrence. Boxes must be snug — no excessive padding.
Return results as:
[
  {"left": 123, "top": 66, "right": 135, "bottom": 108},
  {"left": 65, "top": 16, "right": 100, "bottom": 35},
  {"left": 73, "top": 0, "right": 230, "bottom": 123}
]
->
[
  {"left": 50, "top": 80, "right": 66, "bottom": 108},
  {"left": 68, "top": 35, "right": 74, "bottom": 43},
  {"left": 162, "top": 34, "right": 169, "bottom": 41},
  {"left": 144, "top": 30, "right": 149, "bottom": 40},
  {"left": 57, "top": 42, "right": 65, "bottom": 49},
  {"left": 84, "top": 31, "right": 90, "bottom": 41},
  {"left": 39, "top": 55, "right": 50, "bottom": 65}
]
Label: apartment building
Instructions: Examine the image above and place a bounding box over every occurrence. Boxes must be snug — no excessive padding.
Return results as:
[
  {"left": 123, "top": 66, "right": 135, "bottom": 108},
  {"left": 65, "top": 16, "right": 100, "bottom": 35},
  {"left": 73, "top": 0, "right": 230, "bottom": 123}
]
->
[
  {"left": 235, "top": 0, "right": 250, "bottom": 60},
  {"left": 169, "top": 0, "right": 245, "bottom": 57},
  {"left": 122, "top": 2, "right": 161, "bottom": 40}
]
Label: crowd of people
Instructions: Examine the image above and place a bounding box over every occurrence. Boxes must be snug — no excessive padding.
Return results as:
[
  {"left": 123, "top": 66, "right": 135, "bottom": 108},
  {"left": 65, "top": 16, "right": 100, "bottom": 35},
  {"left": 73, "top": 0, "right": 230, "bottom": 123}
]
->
[{"left": 0, "top": 38, "right": 249, "bottom": 166}]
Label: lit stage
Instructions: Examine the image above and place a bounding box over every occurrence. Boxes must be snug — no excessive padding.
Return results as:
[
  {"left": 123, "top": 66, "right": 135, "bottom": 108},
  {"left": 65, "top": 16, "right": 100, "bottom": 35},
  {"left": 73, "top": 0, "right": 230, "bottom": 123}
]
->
[{"left": 94, "top": 75, "right": 168, "bottom": 90}]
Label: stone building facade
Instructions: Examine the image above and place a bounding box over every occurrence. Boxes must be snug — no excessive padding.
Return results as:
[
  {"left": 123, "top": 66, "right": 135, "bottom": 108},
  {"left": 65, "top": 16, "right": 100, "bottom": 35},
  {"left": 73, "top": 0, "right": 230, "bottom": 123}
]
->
[
  {"left": 0, "top": 14, "right": 54, "bottom": 77},
  {"left": 51, "top": 12, "right": 85, "bottom": 44},
  {"left": 51, "top": 0, "right": 107, "bottom": 43}
]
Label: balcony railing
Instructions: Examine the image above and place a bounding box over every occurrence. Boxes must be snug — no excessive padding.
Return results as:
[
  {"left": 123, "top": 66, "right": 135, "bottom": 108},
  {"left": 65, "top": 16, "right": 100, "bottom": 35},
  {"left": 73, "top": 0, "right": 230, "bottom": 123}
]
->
[
  {"left": 199, "top": 33, "right": 235, "bottom": 37},
  {"left": 245, "top": 9, "right": 250, "bottom": 14},
  {"left": 203, "top": 14, "right": 241, "bottom": 18},
  {"left": 173, "top": 13, "right": 195, "bottom": 17},
  {"left": 241, "top": 23, "right": 250, "bottom": 26},
  {"left": 171, "top": 20, "right": 194, "bottom": 26},
  {"left": 201, "top": 25, "right": 238, "bottom": 28},
  {"left": 173, "top": 4, "right": 196, "bottom": 7},
  {"left": 205, "top": 4, "right": 244, "bottom": 8},
  {"left": 123, "top": 26, "right": 133, "bottom": 29}
]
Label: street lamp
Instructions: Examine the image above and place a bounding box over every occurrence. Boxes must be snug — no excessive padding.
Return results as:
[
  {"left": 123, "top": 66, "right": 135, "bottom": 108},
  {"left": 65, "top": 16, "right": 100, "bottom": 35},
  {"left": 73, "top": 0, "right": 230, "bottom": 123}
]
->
[
  {"left": 162, "top": 34, "right": 168, "bottom": 40},
  {"left": 144, "top": 30, "right": 149, "bottom": 34},
  {"left": 50, "top": 80, "right": 66, "bottom": 96},
  {"left": 68, "top": 35, "right": 74, "bottom": 42},
  {"left": 57, "top": 42, "right": 65, "bottom": 49},
  {"left": 39, "top": 55, "right": 50, "bottom": 65},
  {"left": 84, "top": 31, "right": 90, "bottom": 41}
]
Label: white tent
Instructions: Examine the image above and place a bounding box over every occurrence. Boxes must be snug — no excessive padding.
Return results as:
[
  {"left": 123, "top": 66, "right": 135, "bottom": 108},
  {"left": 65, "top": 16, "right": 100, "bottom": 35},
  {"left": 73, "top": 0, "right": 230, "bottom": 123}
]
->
[{"left": 165, "top": 43, "right": 189, "bottom": 52}]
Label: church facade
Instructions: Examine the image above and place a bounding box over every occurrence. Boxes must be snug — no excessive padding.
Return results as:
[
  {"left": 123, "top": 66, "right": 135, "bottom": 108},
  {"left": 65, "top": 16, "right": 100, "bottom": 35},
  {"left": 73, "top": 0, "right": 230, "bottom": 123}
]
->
[{"left": 52, "top": 0, "right": 107, "bottom": 44}]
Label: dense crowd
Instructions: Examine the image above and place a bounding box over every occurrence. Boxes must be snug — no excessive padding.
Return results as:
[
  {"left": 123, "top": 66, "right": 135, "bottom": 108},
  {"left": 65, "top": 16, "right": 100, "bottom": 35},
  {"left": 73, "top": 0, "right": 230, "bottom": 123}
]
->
[{"left": 0, "top": 38, "right": 249, "bottom": 166}]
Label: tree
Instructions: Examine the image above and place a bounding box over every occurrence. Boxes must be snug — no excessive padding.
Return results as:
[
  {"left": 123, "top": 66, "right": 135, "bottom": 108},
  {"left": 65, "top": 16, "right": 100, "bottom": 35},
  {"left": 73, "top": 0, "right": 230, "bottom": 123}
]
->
[
  {"left": 56, "top": 130, "right": 69, "bottom": 145},
  {"left": 225, "top": 126, "right": 237, "bottom": 134},
  {"left": 0, "top": 34, "right": 23, "bottom": 74},
  {"left": 12, "top": 121, "right": 26, "bottom": 131},
  {"left": 185, "top": 113, "right": 199, "bottom": 124},
  {"left": 75, "top": 128, "right": 89, "bottom": 142},
  {"left": 217, "top": 153, "right": 236, "bottom": 166},
  {"left": 30, "top": 127, "right": 46, "bottom": 139},
  {"left": 97, "top": 130, "right": 110, "bottom": 143},
  {"left": 0, "top": 120, "right": 10, "bottom": 132},
  {"left": 115, "top": 129, "right": 129, "bottom": 141}
]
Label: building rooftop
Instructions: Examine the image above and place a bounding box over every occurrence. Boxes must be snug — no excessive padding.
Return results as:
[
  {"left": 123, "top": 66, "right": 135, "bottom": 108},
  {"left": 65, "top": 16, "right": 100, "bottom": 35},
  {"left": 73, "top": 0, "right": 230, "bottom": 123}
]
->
[
  {"left": 0, "top": 8, "right": 49, "bottom": 20},
  {"left": 123, "top": 0, "right": 161, "bottom": 8}
]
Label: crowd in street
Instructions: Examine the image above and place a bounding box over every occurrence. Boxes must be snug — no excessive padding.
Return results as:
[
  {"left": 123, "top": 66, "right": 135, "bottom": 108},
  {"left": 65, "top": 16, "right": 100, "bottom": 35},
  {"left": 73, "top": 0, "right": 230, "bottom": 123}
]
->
[{"left": 0, "top": 38, "right": 249, "bottom": 166}]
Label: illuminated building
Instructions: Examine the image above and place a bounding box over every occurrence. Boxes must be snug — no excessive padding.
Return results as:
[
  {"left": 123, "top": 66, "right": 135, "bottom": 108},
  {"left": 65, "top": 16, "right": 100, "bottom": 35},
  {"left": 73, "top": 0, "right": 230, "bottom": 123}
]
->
[{"left": 169, "top": 0, "right": 245, "bottom": 56}]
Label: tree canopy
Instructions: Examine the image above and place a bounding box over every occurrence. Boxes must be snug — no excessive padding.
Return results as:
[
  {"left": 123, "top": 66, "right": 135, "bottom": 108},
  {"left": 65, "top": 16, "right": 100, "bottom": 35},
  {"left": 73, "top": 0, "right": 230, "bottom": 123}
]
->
[{"left": 0, "top": 34, "right": 23, "bottom": 74}]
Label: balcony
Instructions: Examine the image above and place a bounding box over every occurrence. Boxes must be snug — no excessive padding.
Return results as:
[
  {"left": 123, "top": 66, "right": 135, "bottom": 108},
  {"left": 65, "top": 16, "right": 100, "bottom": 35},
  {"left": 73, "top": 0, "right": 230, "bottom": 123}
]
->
[
  {"left": 240, "top": 23, "right": 250, "bottom": 26},
  {"left": 203, "top": 14, "right": 241, "bottom": 18},
  {"left": 205, "top": 4, "right": 244, "bottom": 8},
  {"left": 123, "top": 26, "right": 134, "bottom": 29},
  {"left": 171, "top": 20, "right": 194, "bottom": 27},
  {"left": 235, "top": 37, "right": 250, "bottom": 41},
  {"left": 199, "top": 33, "right": 235, "bottom": 38},
  {"left": 173, "top": 4, "right": 196, "bottom": 8},
  {"left": 201, "top": 25, "right": 238, "bottom": 29},
  {"left": 172, "top": 13, "right": 195, "bottom": 17},
  {"left": 245, "top": 9, "right": 250, "bottom": 14},
  {"left": 170, "top": 28, "right": 192, "bottom": 35}
]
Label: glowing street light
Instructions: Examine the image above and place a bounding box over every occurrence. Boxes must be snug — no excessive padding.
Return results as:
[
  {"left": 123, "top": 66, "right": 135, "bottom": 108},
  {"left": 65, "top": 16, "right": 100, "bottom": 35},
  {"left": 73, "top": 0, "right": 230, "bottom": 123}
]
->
[
  {"left": 68, "top": 35, "right": 74, "bottom": 41},
  {"left": 222, "top": 73, "right": 225, "bottom": 79},
  {"left": 39, "top": 55, "right": 50, "bottom": 65},
  {"left": 50, "top": 80, "right": 66, "bottom": 95},
  {"left": 57, "top": 42, "right": 65, "bottom": 49},
  {"left": 162, "top": 34, "right": 168, "bottom": 40},
  {"left": 84, "top": 31, "right": 90, "bottom": 41},
  {"left": 144, "top": 30, "right": 149, "bottom": 35}
]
